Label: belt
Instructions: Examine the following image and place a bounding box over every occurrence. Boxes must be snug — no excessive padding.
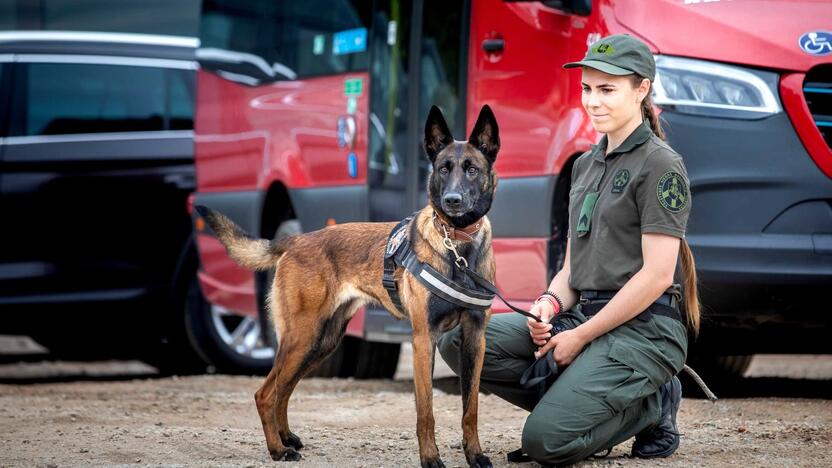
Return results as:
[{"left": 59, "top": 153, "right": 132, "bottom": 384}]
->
[{"left": 579, "top": 290, "right": 683, "bottom": 323}]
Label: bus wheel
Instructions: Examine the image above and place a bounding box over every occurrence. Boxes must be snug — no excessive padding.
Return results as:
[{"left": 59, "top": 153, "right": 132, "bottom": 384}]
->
[
  {"left": 184, "top": 276, "right": 274, "bottom": 375},
  {"left": 352, "top": 339, "right": 401, "bottom": 379}
]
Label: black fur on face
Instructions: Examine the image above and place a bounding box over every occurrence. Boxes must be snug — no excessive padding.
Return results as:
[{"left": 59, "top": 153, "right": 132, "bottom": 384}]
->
[{"left": 424, "top": 105, "right": 500, "bottom": 228}]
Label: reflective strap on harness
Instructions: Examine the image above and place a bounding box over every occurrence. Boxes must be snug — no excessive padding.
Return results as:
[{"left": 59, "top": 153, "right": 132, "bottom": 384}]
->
[{"left": 382, "top": 215, "right": 495, "bottom": 313}]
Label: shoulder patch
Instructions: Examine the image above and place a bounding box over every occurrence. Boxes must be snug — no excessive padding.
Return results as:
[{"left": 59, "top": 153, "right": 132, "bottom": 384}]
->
[
  {"left": 656, "top": 171, "right": 688, "bottom": 213},
  {"left": 611, "top": 169, "right": 630, "bottom": 193}
]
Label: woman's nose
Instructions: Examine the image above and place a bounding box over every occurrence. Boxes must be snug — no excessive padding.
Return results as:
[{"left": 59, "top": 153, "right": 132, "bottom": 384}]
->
[{"left": 587, "top": 90, "right": 601, "bottom": 108}]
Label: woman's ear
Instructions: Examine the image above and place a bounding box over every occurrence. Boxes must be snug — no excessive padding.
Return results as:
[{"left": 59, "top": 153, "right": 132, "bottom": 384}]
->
[{"left": 638, "top": 78, "right": 651, "bottom": 103}]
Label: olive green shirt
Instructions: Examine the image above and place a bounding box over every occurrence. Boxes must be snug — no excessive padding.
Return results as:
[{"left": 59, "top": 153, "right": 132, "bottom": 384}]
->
[{"left": 568, "top": 121, "right": 691, "bottom": 294}]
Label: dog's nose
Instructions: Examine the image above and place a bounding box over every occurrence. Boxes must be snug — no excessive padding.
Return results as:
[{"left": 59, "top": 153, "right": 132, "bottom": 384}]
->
[{"left": 443, "top": 192, "right": 462, "bottom": 206}]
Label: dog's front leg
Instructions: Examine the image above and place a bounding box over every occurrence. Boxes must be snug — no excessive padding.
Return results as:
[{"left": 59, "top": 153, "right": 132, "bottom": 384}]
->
[
  {"left": 411, "top": 321, "right": 444, "bottom": 468},
  {"left": 459, "top": 311, "right": 492, "bottom": 468}
]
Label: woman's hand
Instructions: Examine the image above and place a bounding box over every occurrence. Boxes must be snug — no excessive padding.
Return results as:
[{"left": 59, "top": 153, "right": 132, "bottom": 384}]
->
[
  {"left": 527, "top": 301, "right": 555, "bottom": 346},
  {"left": 534, "top": 328, "right": 589, "bottom": 367}
]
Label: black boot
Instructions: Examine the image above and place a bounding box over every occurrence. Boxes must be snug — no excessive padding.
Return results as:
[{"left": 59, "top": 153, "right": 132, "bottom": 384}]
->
[{"left": 631, "top": 375, "right": 682, "bottom": 458}]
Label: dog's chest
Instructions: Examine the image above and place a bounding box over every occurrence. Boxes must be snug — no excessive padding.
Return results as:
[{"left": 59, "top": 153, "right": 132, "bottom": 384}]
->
[{"left": 427, "top": 240, "right": 488, "bottom": 331}]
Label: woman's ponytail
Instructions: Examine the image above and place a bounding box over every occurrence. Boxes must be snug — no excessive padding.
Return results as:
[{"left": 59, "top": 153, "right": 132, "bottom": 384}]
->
[{"left": 633, "top": 74, "right": 700, "bottom": 334}]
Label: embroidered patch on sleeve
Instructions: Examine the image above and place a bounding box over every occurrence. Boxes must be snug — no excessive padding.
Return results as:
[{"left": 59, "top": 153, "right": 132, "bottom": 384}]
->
[{"left": 656, "top": 171, "right": 688, "bottom": 213}]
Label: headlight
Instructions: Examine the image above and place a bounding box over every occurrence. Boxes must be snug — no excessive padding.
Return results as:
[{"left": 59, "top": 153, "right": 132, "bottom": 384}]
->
[{"left": 653, "top": 55, "right": 782, "bottom": 119}]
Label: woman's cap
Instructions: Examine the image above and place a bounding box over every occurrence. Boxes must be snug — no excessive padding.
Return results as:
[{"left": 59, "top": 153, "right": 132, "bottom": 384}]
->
[{"left": 563, "top": 34, "right": 655, "bottom": 81}]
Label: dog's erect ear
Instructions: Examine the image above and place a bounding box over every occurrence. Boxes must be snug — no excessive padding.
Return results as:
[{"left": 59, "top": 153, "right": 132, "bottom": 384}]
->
[
  {"left": 424, "top": 105, "right": 454, "bottom": 164},
  {"left": 468, "top": 104, "right": 500, "bottom": 165}
]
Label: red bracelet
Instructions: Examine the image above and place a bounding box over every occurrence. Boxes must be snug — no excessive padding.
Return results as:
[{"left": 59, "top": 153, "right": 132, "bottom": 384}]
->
[{"left": 534, "top": 295, "right": 561, "bottom": 315}]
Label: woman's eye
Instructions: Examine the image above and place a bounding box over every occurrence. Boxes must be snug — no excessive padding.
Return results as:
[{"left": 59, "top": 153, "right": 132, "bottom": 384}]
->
[
  {"left": 439, "top": 167, "right": 449, "bottom": 175},
  {"left": 467, "top": 167, "right": 478, "bottom": 176}
]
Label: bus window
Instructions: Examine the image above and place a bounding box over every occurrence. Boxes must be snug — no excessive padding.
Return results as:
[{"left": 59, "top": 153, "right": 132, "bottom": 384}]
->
[{"left": 199, "top": 0, "right": 373, "bottom": 84}]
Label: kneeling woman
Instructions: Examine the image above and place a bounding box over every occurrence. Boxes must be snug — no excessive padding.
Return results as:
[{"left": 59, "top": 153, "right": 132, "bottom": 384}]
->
[{"left": 439, "top": 34, "right": 700, "bottom": 465}]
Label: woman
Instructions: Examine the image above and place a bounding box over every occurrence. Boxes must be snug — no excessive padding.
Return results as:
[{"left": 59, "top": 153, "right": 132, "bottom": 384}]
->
[{"left": 438, "top": 34, "right": 700, "bottom": 465}]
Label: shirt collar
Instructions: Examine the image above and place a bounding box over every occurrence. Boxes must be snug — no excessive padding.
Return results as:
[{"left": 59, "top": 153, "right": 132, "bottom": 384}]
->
[{"left": 591, "top": 120, "right": 653, "bottom": 161}]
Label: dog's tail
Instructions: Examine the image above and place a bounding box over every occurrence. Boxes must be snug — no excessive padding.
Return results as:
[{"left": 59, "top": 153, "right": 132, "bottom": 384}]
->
[{"left": 194, "top": 205, "right": 290, "bottom": 271}]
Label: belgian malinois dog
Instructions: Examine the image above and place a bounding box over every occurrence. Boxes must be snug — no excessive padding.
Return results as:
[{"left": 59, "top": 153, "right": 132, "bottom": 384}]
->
[{"left": 195, "top": 104, "right": 500, "bottom": 468}]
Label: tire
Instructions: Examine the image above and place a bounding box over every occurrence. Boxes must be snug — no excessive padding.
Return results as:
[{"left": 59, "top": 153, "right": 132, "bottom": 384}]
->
[
  {"left": 682, "top": 353, "right": 753, "bottom": 398},
  {"left": 712, "top": 355, "right": 753, "bottom": 377},
  {"left": 352, "top": 339, "right": 401, "bottom": 379},
  {"left": 306, "top": 340, "right": 355, "bottom": 378},
  {"left": 184, "top": 276, "right": 274, "bottom": 375},
  {"left": 306, "top": 338, "right": 401, "bottom": 379}
]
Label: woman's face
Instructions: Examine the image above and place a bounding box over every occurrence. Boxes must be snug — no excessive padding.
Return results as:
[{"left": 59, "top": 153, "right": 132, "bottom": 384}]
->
[{"left": 581, "top": 67, "right": 649, "bottom": 135}]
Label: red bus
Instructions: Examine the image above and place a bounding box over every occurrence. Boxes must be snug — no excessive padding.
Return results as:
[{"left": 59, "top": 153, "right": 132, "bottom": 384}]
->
[{"left": 191, "top": 0, "right": 832, "bottom": 377}]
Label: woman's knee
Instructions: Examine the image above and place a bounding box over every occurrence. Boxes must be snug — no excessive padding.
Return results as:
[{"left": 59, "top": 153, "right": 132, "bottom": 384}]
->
[{"left": 522, "top": 407, "right": 588, "bottom": 466}]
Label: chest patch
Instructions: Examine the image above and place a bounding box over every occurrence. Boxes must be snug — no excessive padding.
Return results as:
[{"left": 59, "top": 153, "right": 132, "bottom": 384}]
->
[
  {"left": 657, "top": 171, "right": 688, "bottom": 213},
  {"left": 611, "top": 169, "right": 630, "bottom": 193}
]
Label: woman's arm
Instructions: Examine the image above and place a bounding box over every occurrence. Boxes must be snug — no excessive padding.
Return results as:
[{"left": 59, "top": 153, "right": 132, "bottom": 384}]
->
[
  {"left": 534, "top": 232, "right": 681, "bottom": 363},
  {"left": 528, "top": 238, "right": 580, "bottom": 346}
]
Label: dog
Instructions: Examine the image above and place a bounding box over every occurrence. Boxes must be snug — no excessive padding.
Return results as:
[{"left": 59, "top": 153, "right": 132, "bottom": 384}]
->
[{"left": 195, "top": 104, "right": 500, "bottom": 468}]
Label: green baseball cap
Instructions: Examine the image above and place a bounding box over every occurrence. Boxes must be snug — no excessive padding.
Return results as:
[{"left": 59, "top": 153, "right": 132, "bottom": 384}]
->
[{"left": 563, "top": 34, "right": 655, "bottom": 81}]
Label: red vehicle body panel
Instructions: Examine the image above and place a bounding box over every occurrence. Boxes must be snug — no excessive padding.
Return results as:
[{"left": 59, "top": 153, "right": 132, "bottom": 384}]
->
[
  {"left": 467, "top": 0, "right": 600, "bottom": 178},
  {"left": 614, "top": 0, "right": 832, "bottom": 73},
  {"left": 195, "top": 71, "right": 370, "bottom": 192}
]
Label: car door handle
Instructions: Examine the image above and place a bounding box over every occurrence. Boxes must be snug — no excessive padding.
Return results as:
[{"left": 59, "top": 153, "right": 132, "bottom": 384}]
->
[{"left": 482, "top": 39, "right": 504, "bottom": 53}]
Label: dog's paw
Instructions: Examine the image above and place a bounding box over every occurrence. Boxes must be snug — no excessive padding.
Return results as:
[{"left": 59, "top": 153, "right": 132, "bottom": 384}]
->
[
  {"left": 421, "top": 457, "right": 446, "bottom": 468},
  {"left": 282, "top": 432, "right": 304, "bottom": 450},
  {"left": 269, "top": 447, "right": 302, "bottom": 462},
  {"left": 467, "top": 454, "right": 492, "bottom": 468}
]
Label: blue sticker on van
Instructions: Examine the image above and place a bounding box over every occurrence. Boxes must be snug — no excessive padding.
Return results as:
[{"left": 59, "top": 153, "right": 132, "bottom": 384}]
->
[
  {"left": 333, "top": 28, "right": 368, "bottom": 56},
  {"left": 347, "top": 152, "right": 358, "bottom": 178},
  {"left": 799, "top": 31, "right": 832, "bottom": 56}
]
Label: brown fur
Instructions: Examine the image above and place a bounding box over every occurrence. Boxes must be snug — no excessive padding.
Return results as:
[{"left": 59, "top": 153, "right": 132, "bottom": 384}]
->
[{"left": 196, "top": 105, "right": 501, "bottom": 467}]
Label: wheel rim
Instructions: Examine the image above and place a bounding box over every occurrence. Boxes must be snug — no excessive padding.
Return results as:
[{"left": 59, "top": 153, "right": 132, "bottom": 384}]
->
[{"left": 209, "top": 304, "right": 275, "bottom": 361}]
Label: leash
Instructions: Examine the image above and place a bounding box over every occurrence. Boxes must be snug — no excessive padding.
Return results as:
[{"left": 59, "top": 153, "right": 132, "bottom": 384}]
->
[{"left": 433, "top": 217, "right": 543, "bottom": 323}]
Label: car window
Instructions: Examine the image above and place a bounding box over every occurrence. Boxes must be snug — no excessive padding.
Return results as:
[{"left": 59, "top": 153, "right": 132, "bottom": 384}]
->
[
  {"left": 169, "top": 68, "right": 195, "bottom": 130},
  {"left": 10, "top": 62, "right": 194, "bottom": 136},
  {"left": 0, "top": 0, "right": 200, "bottom": 37},
  {"left": 0, "top": 62, "right": 8, "bottom": 137}
]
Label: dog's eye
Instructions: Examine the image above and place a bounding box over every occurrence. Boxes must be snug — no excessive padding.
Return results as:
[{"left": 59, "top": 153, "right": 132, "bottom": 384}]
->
[
  {"left": 439, "top": 167, "right": 449, "bottom": 175},
  {"left": 467, "top": 167, "right": 478, "bottom": 176}
]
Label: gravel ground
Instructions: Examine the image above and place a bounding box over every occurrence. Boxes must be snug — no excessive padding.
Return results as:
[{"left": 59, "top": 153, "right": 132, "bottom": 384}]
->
[{"left": 1, "top": 375, "right": 830, "bottom": 468}]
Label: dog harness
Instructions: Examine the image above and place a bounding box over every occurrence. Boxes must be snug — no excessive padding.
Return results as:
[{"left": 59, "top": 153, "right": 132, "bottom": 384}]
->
[{"left": 382, "top": 215, "right": 495, "bottom": 313}]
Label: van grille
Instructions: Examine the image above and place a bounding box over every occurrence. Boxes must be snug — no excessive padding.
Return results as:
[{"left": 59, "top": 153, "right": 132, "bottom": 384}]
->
[{"left": 804, "top": 65, "right": 832, "bottom": 149}]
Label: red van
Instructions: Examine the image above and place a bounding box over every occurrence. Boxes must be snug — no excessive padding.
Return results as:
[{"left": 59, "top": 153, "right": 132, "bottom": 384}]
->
[{"left": 191, "top": 0, "right": 832, "bottom": 376}]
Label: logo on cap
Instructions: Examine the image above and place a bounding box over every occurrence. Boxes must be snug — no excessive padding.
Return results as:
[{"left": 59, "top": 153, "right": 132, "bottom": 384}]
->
[{"left": 592, "top": 43, "right": 616, "bottom": 56}]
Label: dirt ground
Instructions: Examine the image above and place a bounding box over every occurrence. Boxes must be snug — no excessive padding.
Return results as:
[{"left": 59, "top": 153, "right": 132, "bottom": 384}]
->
[{"left": 1, "top": 350, "right": 831, "bottom": 467}]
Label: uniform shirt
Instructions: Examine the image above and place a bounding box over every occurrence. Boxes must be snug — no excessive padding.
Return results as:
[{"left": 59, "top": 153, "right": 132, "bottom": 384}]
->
[{"left": 568, "top": 121, "right": 691, "bottom": 295}]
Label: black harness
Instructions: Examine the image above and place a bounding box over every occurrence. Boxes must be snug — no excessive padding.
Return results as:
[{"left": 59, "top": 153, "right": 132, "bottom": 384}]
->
[{"left": 382, "top": 215, "right": 496, "bottom": 313}]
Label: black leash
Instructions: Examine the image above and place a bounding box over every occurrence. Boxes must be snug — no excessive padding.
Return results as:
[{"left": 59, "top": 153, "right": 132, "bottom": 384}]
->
[{"left": 459, "top": 265, "right": 544, "bottom": 322}]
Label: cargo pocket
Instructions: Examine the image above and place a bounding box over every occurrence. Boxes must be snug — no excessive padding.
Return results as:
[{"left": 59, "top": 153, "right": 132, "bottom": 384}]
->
[{"left": 603, "top": 339, "right": 662, "bottom": 414}]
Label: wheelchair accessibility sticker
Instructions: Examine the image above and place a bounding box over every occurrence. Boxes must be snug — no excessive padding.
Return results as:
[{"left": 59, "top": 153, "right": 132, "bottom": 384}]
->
[{"left": 799, "top": 31, "right": 832, "bottom": 56}]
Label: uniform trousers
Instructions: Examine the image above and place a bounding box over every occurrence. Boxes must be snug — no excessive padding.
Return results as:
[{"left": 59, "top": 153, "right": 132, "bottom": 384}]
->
[{"left": 437, "top": 305, "right": 687, "bottom": 466}]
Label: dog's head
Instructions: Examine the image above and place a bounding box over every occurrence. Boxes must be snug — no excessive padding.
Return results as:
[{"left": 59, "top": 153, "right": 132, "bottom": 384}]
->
[{"left": 424, "top": 105, "right": 500, "bottom": 228}]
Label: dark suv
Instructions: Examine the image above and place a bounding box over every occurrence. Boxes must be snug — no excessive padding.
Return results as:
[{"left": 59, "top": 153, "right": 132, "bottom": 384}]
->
[{"left": 0, "top": 31, "right": 238, "bottom": 372}]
